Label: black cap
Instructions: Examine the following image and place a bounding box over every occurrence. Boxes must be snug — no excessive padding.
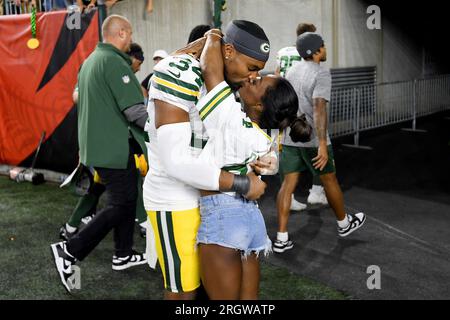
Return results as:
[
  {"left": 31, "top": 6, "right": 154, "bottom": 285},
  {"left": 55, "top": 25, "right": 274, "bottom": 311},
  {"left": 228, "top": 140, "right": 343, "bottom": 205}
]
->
[{"left": 296, "top": 32, "right": 324, "bottom": 59}]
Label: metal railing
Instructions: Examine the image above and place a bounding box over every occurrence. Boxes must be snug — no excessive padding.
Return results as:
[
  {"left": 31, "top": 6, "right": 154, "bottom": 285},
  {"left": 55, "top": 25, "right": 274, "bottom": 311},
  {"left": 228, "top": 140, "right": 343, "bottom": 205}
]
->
[{"left": 329, "top": 74, "right": 450, "bottom": 145}]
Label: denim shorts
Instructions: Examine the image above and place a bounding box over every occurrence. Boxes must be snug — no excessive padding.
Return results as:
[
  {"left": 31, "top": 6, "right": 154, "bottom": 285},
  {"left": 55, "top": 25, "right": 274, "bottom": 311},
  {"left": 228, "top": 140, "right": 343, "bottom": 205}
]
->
[{"left": 197, "top": 194, "right": 272, "bottom": 257}]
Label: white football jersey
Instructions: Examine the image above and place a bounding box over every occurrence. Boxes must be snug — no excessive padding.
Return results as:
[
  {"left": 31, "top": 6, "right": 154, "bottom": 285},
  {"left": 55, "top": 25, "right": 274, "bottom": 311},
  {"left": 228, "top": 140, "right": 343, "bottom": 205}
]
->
[
  {"left": 195, "top": 81, "right": 275, "bottom": 177},
  {"left": 143, "top": 54, "right": 207, "bottom": 211},
  {"left": 276, "top": 46, "right": 301, "bottom": 77}
]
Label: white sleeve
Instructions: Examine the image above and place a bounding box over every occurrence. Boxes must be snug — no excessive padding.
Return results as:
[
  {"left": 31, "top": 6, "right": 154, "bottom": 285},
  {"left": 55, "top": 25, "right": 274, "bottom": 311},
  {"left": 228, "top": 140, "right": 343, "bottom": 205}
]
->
[
  {"left": 156, "top": 122, "right": 221, "bottom": 191},
  {"left": 149, "top": 56, "right": 202, "bottom": 112},
  {"left": 195, "top": 81, "right": 238, "bottom": 132}
]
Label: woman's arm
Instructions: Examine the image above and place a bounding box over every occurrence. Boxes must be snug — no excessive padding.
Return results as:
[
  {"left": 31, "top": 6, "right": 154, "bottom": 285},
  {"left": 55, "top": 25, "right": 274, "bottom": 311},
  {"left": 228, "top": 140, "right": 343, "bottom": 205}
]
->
[{"left": 200, "top": 29, "right": 225, "bottom": 92}]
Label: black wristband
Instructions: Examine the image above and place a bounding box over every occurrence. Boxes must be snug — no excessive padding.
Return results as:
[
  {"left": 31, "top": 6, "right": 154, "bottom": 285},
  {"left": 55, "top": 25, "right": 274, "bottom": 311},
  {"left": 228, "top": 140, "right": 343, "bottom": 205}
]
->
[{"left": 231, "top": 175, "right": 251, "bottom": 196}]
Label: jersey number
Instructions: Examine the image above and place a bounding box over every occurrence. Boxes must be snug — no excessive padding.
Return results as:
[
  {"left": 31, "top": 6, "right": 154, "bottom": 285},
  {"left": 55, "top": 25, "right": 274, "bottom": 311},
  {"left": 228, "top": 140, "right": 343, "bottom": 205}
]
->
[
  {"left": 169, "top": 58, "right": 204, "bottom": 88},
  {"left": 280, "top": 55, "right": 301, "bottom": 76}
]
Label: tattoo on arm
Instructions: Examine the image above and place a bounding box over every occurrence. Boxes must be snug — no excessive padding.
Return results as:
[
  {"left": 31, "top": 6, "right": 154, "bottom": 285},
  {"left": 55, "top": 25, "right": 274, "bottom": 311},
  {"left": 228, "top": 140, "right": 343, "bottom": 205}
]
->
[{"left": 314, "top": 98, "right": 328, "bottom": 141}]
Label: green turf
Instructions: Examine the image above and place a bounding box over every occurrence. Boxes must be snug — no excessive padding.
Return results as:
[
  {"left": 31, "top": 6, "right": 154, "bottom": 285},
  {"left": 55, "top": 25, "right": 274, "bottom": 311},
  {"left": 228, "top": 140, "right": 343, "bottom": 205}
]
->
[{"left": 0, "top": 175, "right": 348, "bottom": 300}]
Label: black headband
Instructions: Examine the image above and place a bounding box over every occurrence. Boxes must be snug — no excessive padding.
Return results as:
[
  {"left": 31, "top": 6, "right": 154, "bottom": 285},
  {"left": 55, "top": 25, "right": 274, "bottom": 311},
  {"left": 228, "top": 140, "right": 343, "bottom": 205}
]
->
[{"left": 223, "top": 22, "right": 270, "bottom": 62}]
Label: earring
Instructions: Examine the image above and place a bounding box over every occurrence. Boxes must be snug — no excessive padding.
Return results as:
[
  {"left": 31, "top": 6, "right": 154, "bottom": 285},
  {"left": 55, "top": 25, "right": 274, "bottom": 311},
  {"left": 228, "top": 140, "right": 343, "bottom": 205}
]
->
[{"left": 225, "top": 56, "right": 229, "bottom": 60}]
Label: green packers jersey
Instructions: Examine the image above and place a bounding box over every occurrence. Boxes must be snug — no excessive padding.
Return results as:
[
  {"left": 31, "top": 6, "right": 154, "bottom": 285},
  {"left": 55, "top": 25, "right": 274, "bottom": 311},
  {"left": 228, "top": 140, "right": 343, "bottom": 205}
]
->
[
  {"left": 196, "top": 81, "right": 275, "bottom": 176},
  {"left": 143, "top": 54, "right": 207, "bottom": 211}
]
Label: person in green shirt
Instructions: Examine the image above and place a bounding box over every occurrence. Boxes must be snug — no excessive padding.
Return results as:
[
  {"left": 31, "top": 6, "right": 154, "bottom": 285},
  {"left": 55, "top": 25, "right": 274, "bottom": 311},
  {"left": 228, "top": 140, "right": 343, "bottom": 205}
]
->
[
  {"left": 59, "top": 43, "right": 149, "bottom": 242},
  {"left": 51, "top": 14, "right": 149, "bottom": 293}
]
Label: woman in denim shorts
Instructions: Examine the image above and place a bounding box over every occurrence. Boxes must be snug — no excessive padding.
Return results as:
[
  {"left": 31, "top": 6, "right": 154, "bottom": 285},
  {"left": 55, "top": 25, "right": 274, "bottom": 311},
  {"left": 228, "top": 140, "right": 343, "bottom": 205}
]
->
[{"left": 195, "top": 30, "right": 312, "bottom": 299}]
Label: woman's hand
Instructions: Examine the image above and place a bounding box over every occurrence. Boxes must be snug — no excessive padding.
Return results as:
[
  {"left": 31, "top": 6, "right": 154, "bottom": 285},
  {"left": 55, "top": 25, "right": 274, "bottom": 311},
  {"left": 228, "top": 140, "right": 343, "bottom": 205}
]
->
[{"left": 250, "top": 152, "right": 278, "bottom": 176}]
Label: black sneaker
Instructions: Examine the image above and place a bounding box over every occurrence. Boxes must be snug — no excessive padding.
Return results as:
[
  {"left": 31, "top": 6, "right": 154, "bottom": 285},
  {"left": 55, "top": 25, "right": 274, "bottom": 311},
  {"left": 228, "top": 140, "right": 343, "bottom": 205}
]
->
[
  {"left": 59, "top": 225, "right": 77, "bottom": 241},
  {"left": 338, "top": 212, "right": 366, "bottom": 237},
  {"left": 112, "top": 250, "right": 147, "bottom": 271},
  {"left": 273, "top": 239, "right": 294, "bottom": 253},
  {"left": 50, "top": 241, "right": 77, "bottom": 293}
]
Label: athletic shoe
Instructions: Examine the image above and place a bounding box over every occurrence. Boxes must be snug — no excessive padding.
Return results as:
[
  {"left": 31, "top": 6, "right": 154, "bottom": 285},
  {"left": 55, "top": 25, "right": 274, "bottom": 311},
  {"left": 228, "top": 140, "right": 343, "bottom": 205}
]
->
[
  {"left": 307, "top": 186, "right": 328, "bottom": 205},
  {"left": 50, "top": 241, "right": 77, "bottom": 293},
  {"left": 112, "top": 251, "right": 147, "bottom": 271},
  {"left": 338, "top": 213, "right": 366, "bottom": 237},
  {"left": 290, "top": 195, "right": 307, "bottom": 211},
  {"left": 272, "top": 239, "right": 294, "bottom": 253},
  {"left": 59, "top": 224, "right": 77, "bottom": 241}
]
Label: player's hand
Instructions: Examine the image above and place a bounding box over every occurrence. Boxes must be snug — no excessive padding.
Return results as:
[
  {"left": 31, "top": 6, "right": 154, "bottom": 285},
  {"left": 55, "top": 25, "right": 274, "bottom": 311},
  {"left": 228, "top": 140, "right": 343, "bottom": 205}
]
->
[
  {"left": 250, "top": 154, "right": 278, "bottom": 175},
  {"left": 312, "top": 141, "right": 328, "bottom": 171},
  {"left": 204, "top": 29, "right": 223, "bottom": 39},
  {"left": 244, "top": 172, "right": 266, "bottom": 201}
]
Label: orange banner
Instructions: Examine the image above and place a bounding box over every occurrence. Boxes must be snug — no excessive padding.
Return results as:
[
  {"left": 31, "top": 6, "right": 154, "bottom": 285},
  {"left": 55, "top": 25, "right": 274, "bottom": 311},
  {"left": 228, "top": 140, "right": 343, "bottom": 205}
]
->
[{"left": 0, "top": 10, "right": 99, "bottom": 166}]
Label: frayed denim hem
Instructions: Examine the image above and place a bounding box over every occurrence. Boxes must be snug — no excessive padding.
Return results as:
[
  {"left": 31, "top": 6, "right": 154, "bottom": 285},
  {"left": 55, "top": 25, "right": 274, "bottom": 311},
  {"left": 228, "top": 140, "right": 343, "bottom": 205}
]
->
[
  {"left": 196, "top": 236, "right": 272, "bottom": 259},
  {"left": 241, "top": 236, "right": 273, "bottom": 260}
]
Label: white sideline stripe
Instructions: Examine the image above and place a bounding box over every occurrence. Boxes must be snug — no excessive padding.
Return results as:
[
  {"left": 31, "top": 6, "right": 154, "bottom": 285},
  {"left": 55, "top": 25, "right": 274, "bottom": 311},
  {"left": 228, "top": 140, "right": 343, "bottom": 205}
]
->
[
  {"left": 345, "top": 205, "right": 450, "bottom": 255},
  {"left": 345, "top": 205, "right": 432, "bottom": 246},
  {"left": 160, "top": 211, "right": 178, "bottom": 293}
]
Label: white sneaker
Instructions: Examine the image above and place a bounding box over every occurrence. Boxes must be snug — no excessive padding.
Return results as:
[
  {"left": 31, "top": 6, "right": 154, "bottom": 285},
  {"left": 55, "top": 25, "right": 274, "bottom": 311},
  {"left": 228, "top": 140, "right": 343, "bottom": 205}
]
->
[
  {"left": 273, "top": 238, "right": 294, "bottom": 253},
  {"left": 290, "top": 195, "right": 307, "bottom": 211},
  {"left": 338, "top": 213, "right": 366, "bottom": 237},
  {"left": 307, "top": 186, "right": 328, "bottom": 205},
  {"left": 50, "top": 241, "right": 77, "bottom": 293},
  {"left": 112, "top": 251, "right": 147, "bottom": 271}
]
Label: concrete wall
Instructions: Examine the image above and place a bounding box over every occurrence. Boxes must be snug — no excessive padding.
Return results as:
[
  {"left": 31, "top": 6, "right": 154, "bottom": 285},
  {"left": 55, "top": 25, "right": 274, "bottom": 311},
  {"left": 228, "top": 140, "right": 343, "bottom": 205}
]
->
[
  {"left": 336, "top": 0, "right": 423, "bottom": 83},
  {"left": 110, "top": 0, "right": 212, "bottom": 81},
  {"left": 220, "top": 0, "right": 335, "bottom": 72},
  {"left": 111, "top": 0, "right": 425, "bottom": 83}
]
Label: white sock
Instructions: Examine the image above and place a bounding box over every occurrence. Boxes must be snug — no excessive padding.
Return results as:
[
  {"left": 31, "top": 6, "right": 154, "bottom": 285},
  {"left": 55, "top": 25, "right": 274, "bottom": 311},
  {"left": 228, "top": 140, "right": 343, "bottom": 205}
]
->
[
  {"left": 337, "top": 215, "right": 350, "bottom": 229},
  {"left": 277, "top": 232, "right": 288, "bottom": 242},
  {"left": 66, "top": 223, "right": 77, "bottom": 233}
]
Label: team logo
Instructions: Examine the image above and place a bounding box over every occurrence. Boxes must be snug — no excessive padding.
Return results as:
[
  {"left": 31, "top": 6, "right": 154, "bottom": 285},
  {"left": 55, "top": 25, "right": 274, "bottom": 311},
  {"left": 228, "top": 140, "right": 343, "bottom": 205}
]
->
[
  {"left": 260, "top": 42, "right": 270, "bottom": 54},
  {"left": 122, "top": 75, "right": 130, "bottom": 84}
]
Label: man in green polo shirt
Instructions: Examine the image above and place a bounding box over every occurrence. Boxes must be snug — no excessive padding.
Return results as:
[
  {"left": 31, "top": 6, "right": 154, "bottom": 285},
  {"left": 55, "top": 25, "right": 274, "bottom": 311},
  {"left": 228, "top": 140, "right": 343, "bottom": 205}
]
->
[{"left": 51, "top": 14, "right": 149, "bottom": 293}]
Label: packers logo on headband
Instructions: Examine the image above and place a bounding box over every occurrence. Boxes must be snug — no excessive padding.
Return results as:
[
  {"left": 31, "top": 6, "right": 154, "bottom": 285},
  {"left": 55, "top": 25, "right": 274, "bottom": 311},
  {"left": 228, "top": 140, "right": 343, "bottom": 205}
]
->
[{"left": 260, "top": 42, "right": 270, "bottom": 54}]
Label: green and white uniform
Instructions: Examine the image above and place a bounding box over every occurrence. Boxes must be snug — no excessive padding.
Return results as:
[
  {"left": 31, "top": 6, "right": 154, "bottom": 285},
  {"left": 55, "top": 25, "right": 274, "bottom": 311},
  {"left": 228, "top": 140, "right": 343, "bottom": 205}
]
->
[
  {"left": 143, "top": 54, "right": 276, "bottom": 211},
  {"left": 143, "top": 54, "right": 207, "bottom": 212},
  {"left": 195, "top": 81, "right": 275, "bottom": 177},
  {"left": 276, "top": 46, "right": 301, "bottom": 78}
]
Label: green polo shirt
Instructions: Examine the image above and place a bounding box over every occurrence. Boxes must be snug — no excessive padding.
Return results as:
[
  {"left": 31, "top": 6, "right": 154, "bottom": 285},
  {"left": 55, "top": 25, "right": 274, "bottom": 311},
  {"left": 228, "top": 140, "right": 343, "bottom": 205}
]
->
[{"left": 77, "top": 42, "right": 145, "bottom": 169}]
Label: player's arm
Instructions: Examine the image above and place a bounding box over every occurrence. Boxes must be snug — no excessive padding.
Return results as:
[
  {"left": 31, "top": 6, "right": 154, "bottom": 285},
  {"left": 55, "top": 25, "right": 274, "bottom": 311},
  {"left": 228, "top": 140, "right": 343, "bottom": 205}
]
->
[
  {"left": 172, "top": 37, "right": 207, "bottom": 60},
  {"left": 155, "top": 100, "right": 265, "bottom": 199},
  {"left": 312, "top": 68, "right": 332, "bottom": 171},
  {"left": 196, "top": 30, "right": 237, "bottom": 133},
  {"left": 312, "top": 97, "right": 328, "bottom": 171},
  {"left": 200, "top": 29, "right": 225, "bottom": 92}
]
